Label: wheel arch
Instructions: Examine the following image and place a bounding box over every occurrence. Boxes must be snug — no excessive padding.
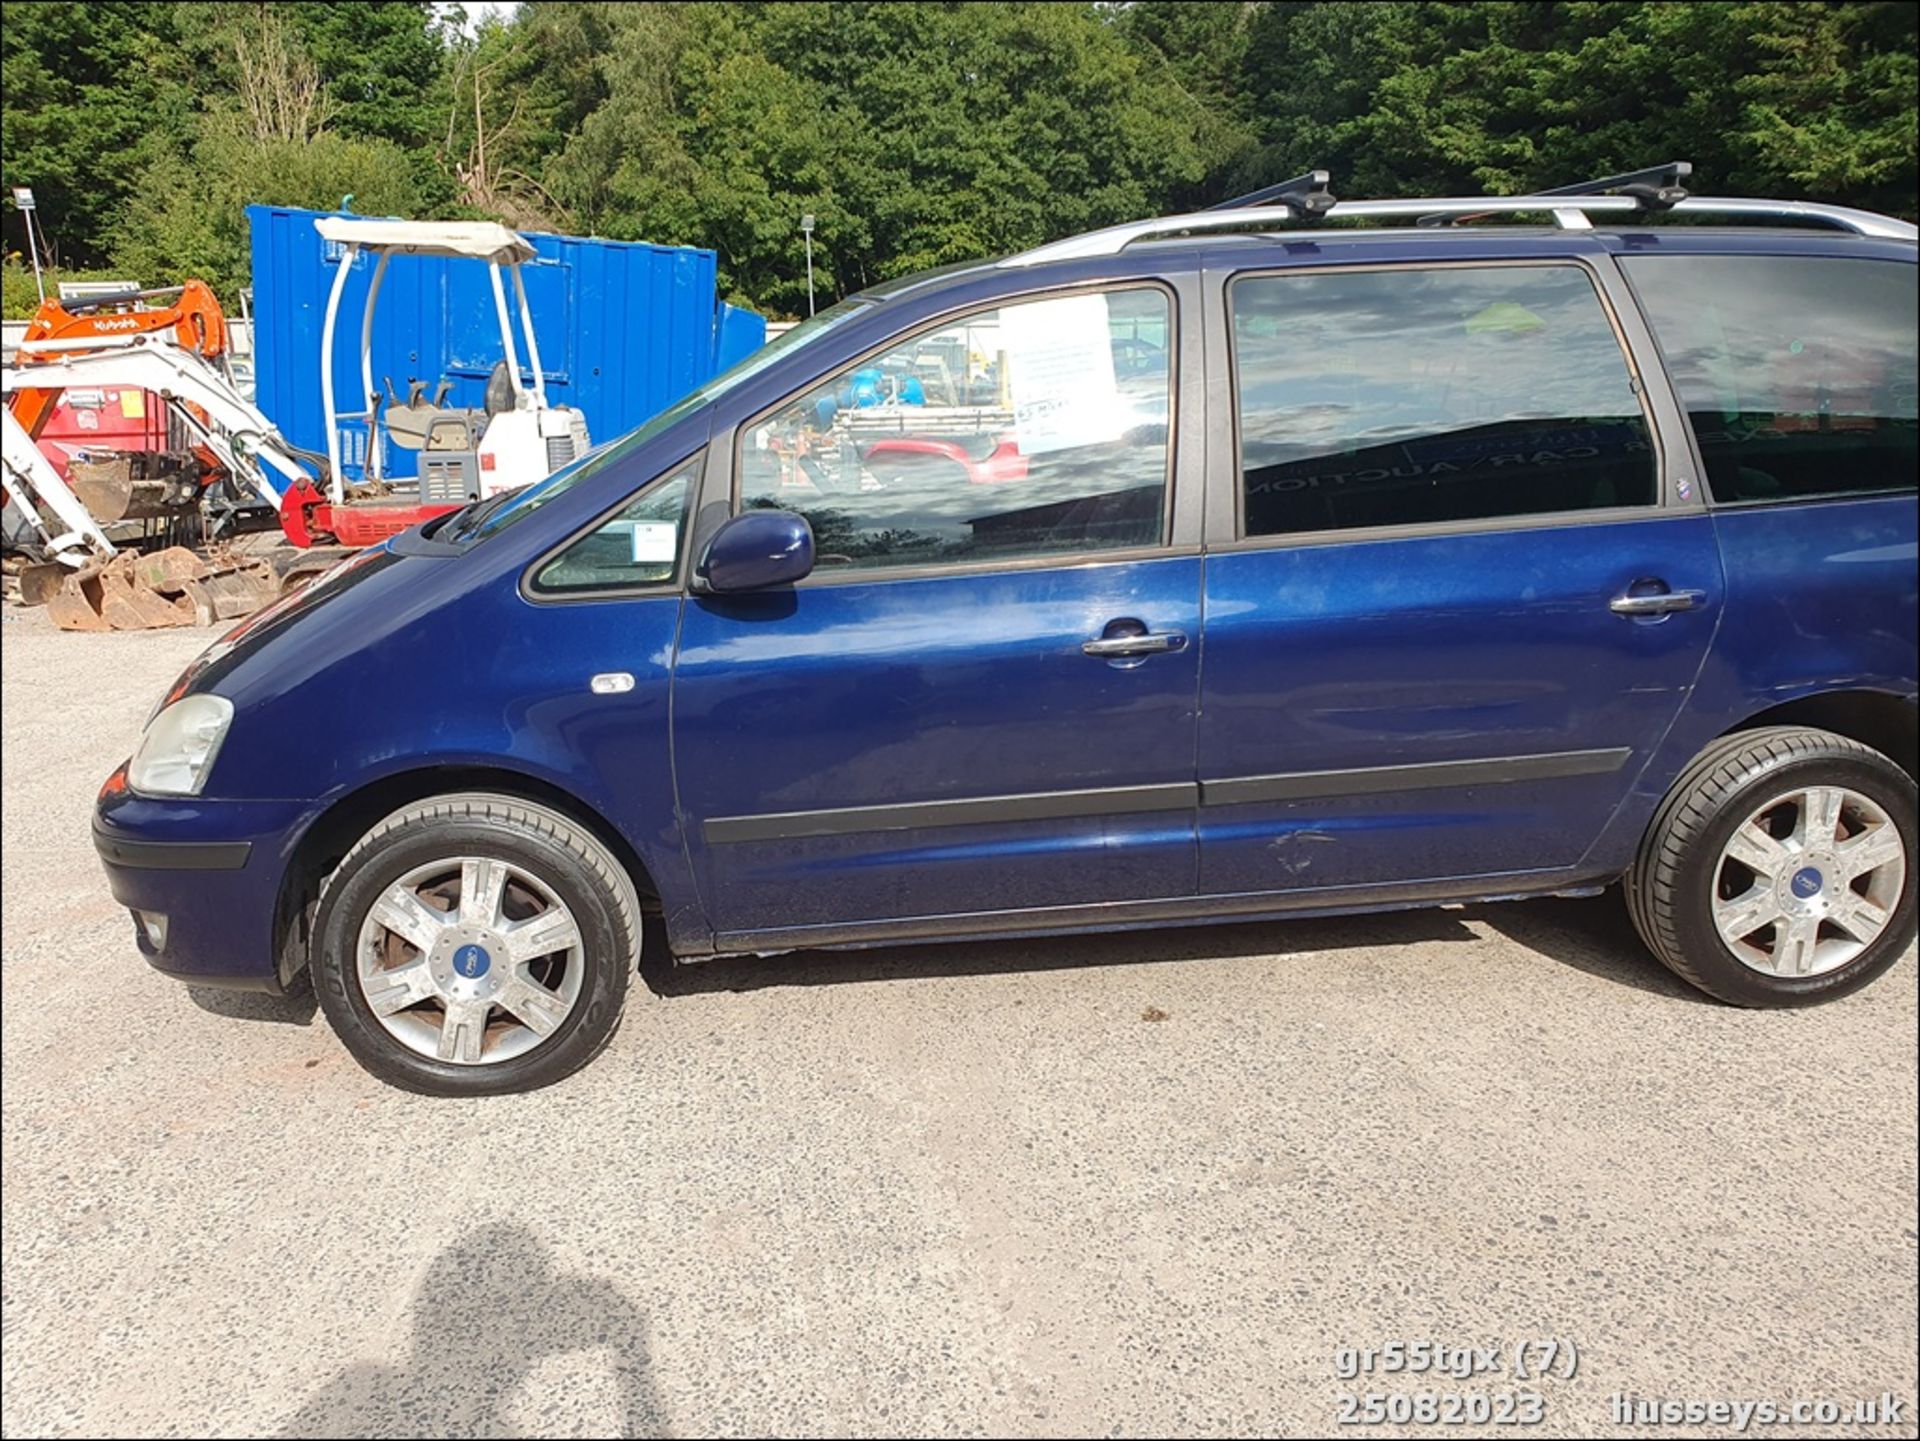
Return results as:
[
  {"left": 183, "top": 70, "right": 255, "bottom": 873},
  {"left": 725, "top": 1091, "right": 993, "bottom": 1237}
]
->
[
  {"left": 272, "top": 765, "right": 662, "bottom": 987},
  {"left": 1722, "top": 688, "right": 1918, "bottom": 781}
]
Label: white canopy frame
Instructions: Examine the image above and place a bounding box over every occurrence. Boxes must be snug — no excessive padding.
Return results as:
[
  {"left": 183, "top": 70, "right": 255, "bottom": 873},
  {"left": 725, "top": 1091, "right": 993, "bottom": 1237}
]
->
[
  {"left": 312, "top": 217, "right": 537, "bottom": 264},
  {"left": 315, "top": 217, "right": 552, "bottom": 501}
]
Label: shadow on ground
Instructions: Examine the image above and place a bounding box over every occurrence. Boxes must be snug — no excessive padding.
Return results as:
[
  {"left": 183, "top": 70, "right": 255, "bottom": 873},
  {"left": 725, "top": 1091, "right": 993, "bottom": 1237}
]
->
[
  {"left": 187, "top": 977, "right": 319, "bottom": 1026},
  {"left": 640, "top": 890, "right": 1692, "bottom": 999},
  {"left": 181, "top": 887, "right": 1699, "bottom": 1022},
  {"left": 1467, "top": 891, "right": 1711, "bottom": 1002},
  {"left": 282, "top": 1223, "right": 663, "bottom": 1439}
]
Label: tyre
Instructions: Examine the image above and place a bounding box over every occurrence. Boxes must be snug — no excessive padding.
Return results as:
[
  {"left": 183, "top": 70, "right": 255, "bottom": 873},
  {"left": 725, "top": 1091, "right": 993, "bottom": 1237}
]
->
[
  {"left": 1627, "top": 726, "right": 1916, "bottom": 1007},
  {"left": 311, "top": 793, "right": 641, "bottom": 1095}
]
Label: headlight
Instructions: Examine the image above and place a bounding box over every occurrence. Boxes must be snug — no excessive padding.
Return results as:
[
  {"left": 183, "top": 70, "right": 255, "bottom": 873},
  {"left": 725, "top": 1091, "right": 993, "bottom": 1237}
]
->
[{"left": 128, "top": 695, "right": 234, "bottom": 797}]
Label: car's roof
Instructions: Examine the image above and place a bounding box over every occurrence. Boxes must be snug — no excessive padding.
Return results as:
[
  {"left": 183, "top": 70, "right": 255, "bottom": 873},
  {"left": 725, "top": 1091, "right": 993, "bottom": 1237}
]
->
[{"left": 862, "top": 221, "right": 1916, "bottom": 310}]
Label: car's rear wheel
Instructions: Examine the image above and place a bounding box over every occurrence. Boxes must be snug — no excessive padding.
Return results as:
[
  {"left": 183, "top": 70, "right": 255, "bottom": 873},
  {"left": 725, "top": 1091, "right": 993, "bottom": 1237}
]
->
[
  {"left": 312, "top": 793, "right": 639, "bottom": 1095},
  {"left": 1627, "top": 726, "right": 1916, "bottom": 1006}
]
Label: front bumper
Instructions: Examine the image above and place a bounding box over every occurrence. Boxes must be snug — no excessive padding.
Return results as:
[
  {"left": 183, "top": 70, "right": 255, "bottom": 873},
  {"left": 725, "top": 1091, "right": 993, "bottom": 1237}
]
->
[{"left": 95, "top": 781, "right": 313, "bottom": 993}]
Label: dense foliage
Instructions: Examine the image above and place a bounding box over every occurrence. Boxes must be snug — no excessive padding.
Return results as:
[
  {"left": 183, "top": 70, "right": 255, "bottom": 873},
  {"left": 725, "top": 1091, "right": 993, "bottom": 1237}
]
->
[{"left": 4, "top": 1, "right": 1915, "bottom": 317}]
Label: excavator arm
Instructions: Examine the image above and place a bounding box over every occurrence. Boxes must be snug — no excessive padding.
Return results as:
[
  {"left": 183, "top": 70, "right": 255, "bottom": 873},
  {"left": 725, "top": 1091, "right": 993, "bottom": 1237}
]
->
[
  {"left": 2, "top": 299, "right": 343, "bottom": 631},
  {"left": 2, "top": 404, "right": 120, "bottom": 566},
  {"left": 1, "top": 337, "right": 325, "bottom": 509}
]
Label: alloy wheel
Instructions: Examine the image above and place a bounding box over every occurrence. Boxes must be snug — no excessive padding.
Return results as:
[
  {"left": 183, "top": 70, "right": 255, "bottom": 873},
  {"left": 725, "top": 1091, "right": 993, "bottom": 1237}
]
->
[
  {"left": 355, "top": 856, "right": 585, "bottom": 1065},
  {"left": 1712, "top": 784, "right": 1906, "bottom": 978}
]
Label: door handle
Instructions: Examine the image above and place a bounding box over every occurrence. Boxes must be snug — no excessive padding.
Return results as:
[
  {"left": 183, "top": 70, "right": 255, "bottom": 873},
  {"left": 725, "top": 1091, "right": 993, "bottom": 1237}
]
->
[
  {"left": 1083, "top": 630, "right": 1188, "bottom": 658},
  {"left": 1610, "top": 587, "right": 1706, "bottom": 617}
]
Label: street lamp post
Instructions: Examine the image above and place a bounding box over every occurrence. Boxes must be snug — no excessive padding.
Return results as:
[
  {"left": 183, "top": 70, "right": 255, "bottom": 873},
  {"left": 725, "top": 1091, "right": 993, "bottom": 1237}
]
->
[
  {"left": 800, "top": 213, "right": 816, "bottom": 318},
  {"left": 12, "top": 187, "right": 45, "bottom": 303}
]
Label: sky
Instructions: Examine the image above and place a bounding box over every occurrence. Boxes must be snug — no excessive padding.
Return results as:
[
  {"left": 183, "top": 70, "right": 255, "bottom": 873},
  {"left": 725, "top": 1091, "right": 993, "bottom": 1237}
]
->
[{"left": 436, "top": 2, "right": 520, "bottom": 39}]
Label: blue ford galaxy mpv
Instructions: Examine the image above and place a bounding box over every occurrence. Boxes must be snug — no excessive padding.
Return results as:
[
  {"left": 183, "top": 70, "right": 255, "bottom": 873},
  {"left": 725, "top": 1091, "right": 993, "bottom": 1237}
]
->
[{"left": 95, "top": 165, "right": 1919, "bottom": 1094}]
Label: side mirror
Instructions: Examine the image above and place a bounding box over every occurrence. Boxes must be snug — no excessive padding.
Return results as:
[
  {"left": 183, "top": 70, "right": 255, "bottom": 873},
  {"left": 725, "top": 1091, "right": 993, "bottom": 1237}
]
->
[{"left": 697, "top": 509, "right": 815, "bottom": 593}]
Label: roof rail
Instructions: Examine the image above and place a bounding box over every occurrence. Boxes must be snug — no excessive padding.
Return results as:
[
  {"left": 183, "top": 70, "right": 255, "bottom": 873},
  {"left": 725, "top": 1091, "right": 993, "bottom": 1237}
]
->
[
  {"left": 1001, "top": 178, "right": 1915, "bottom": 267},
  {"left": 1419, "top": 159, "right": 1696, "bottom": 229},
  {"left": 1668, "top": 197, "right": 1916, "bottom": 239}
]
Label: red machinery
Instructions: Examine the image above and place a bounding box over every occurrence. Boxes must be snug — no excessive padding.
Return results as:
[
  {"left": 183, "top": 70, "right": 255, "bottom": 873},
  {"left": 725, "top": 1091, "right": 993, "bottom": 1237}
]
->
[
  {"left": 275, "top": 478, "right": 445, "bottom": 549},
  {"left": 10, "top": 282, "right": 230, "bottom": 465}
]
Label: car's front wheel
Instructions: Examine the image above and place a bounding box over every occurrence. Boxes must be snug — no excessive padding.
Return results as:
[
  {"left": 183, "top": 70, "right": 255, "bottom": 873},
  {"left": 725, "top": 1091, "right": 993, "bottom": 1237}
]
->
[
  {"left": 1628, "top": 726, "right": 1916, "bottom": 1006},
  {"left": 312, "top": 793, "right": 640, "bottom": 1094}
]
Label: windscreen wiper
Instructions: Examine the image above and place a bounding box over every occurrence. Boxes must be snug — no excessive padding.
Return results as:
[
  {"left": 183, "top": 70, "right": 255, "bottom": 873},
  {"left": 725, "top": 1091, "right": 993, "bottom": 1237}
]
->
[{"left": 436, "top": 487, "right": 525, "bottom": 543}]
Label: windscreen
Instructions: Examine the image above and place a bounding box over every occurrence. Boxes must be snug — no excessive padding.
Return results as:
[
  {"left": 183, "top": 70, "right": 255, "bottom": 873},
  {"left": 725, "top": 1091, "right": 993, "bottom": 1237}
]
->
[{"left": 442, "top": 298, "right": 871, "bottom": 545}]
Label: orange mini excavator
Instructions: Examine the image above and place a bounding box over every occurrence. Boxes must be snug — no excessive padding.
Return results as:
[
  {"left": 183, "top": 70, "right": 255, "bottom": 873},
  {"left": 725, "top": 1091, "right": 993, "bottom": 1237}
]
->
[
  {"left": 5, "top": 281, "right": 248, "bottom": 528},
  {"left": 9, "top": 280, "right": 230, "bottom": 435}
]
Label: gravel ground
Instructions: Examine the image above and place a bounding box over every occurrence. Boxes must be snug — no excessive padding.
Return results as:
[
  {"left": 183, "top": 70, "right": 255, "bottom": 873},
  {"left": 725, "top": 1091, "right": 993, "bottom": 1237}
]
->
[{"left": 3, "top": 603, "right": 1915, "bottom": 1439}]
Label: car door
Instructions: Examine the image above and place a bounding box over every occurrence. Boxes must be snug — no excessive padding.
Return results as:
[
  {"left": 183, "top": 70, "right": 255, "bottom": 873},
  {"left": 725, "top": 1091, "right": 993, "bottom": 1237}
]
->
[
  {"left": 1194, "top": 254, "right": 1723, "bottom": 898},
  {"left": 671, "top": 281, "right": 1205, "bottom": 949}
]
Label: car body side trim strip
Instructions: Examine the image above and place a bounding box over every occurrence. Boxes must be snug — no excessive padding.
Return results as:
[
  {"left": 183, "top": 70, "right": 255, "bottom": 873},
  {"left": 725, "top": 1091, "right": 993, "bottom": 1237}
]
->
[
  {"left": 703, "top": 782, "right": 1199, "bottom": 843},
  {"left": 702, "top": 747, "right": 1633, "bottom": 843},
  {"left": 1201, "top": 747, "right": 1633, "bottom": 806}
]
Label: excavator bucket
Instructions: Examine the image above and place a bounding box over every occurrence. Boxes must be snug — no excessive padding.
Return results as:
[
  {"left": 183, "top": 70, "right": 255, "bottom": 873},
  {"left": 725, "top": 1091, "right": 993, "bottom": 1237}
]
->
[
  {"left": 43, "top": 569, "right": 114, "bottom": 633},
  {"left": 66, "top": 453, "right": 201, "bottom": 524},
  {"left": 14, "top": 562, "right": 69, "bottom": 608},
  {"left": 40, "top": 545, "right": 278, "bottom": 633}
]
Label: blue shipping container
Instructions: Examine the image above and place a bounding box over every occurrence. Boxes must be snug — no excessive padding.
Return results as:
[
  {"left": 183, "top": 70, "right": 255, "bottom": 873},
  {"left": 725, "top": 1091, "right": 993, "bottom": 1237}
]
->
[{"left": 248, "top": 205, "right": 766, "bottom": 483}]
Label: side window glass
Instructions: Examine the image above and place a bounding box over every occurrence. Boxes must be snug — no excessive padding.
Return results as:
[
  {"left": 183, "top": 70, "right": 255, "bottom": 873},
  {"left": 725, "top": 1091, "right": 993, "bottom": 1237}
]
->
[
  {"left": 1621, "top": 255, "right": 1917, "bottom": 504},
  {"left": 738, "top": 288, "right": 1172, "bottom": 572},
  {"left": 531, "top": 457, "right": 698, "bottom": 594},
  {"left": 1232, "top": 266, "right": 1656, "bottom": 538}
]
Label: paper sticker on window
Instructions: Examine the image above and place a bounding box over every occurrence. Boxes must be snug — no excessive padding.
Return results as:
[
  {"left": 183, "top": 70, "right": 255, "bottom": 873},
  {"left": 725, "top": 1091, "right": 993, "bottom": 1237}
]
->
[
  {"left": 629, "top": 521, "right": 678, "bottom": 564},
  {"left": 999, "top": 294, "right": 1123, "bottom": 455}
]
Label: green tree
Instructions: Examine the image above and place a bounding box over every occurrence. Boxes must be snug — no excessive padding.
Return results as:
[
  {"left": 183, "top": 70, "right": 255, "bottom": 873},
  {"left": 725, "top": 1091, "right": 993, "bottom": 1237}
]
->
[
  {"left": 547, "top": 1, "right": 1227, "bottom": 314},
  {"left": 1734, "top": 0, "right": 1918, "bottom": 214},
  {"left": 1234, "top": 1, "right": 1458, "bottom": 195},
  {"left": 111, "top": 7, "right": 423, "bottom": 297},
  {"left": 276, "top": 0, "right": 450, "bottom": 144},
  {"left": 433, "top": 2, "right": 628, "bottom": 230},
  {"left": 0, "top": 2, "right": 198, "bottom": 267},
  {"left": 4, "top": 1, "right": 1915, "bottom": 316},
  {"left": 1232, "top": 1, "right": 1917, "bottom": 215},
  {"left": 1119, "top": 0, "right": 1254, "bottom": 117}
]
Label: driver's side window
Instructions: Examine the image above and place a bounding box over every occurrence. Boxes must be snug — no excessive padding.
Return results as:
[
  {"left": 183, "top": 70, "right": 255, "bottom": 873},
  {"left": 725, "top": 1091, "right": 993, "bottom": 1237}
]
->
[{"left": 738, "top": 287, "right": 1173, "bottom": 573}]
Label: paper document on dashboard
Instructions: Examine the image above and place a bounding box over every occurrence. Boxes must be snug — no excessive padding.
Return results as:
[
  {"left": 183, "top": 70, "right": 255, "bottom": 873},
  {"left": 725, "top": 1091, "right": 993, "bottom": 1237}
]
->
[{"left": 1001, "top": 294, "right": 1121, "bottom": 454}]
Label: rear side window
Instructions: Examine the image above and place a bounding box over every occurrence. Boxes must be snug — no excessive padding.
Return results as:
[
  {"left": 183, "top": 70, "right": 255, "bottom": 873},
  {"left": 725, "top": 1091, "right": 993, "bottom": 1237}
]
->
[
  {"left": 1231, "top": 265, "right": 1656, "bottom": 538},
  {"left": 1622, "top": 255, "right": 1918, "bottom": 505}
]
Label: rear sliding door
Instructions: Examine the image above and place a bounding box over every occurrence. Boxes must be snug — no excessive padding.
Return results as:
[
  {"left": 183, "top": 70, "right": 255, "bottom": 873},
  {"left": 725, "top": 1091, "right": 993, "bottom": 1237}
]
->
[{"left": 1196, "top": 258, "right": 1723, "bottom": 898}]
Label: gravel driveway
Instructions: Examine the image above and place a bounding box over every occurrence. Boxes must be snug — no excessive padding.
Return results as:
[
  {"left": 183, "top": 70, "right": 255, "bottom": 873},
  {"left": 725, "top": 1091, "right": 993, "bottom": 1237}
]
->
[{"left": 3, "top": 604, "right": 1914, "bottom": 1438}]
